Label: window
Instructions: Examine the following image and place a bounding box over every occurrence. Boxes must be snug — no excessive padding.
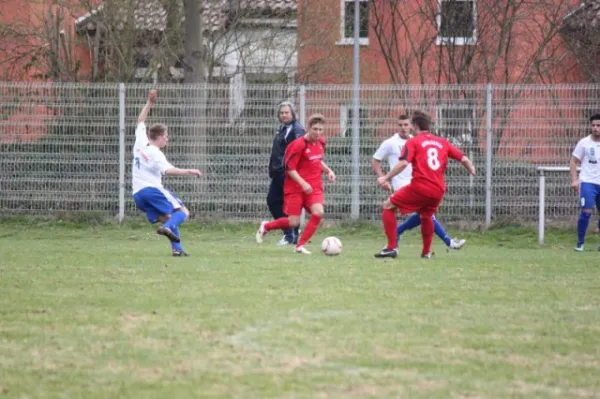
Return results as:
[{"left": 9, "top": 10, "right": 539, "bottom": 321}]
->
[
  {"left": 436, "top": 104, "right": 474, "bottom": 146},
  {"left": 437, "top": 0, "right": 477, "bottom": 46},
  {"left": 340, "top": 105, "right": 369, "bottom": 137},
  {"left": 339, "top": 0, "right": 369, "bottom": 45}
]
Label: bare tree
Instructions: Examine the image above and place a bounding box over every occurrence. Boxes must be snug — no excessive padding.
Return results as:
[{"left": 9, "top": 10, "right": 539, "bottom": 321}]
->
[
  {"left": 560, "top": 2, "right": 600, "bottom": 83},
  {"left": 368, "top": 0, "right": 576, "bottom": 156}
]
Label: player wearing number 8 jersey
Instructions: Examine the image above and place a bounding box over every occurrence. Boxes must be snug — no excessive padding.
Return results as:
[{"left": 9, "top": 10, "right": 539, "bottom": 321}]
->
[{"left": 375, "top": 112, "right": 476, "bottom": 259}]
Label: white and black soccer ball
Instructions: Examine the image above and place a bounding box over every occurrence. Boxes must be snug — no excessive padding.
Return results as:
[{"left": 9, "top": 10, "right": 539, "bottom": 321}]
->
[{"left": 321, "top": 236, "right": 342, "bottom": 256}]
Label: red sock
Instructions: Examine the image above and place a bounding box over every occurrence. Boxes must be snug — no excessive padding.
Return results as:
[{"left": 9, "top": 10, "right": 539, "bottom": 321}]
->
[
  {"left": 420, "top": 214, "right": 434, "bottom": 255},
  {"left": 382, "top": 208, "right": 398, "bottom": 249},
  {"left": 265, "top": 217, "right": 290, "bottom": 232},
  {"left": 297, "top": 214, "right": 322, "bottom": 247}
]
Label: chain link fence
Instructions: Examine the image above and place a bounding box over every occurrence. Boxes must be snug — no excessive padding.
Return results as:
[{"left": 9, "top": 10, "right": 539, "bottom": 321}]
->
[{"left": 1, "top": 82, "right": 598, "bottom": 225}]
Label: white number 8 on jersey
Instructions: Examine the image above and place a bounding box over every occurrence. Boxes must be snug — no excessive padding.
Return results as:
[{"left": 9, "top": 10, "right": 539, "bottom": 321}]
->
[{"left": 427, "top": 147, "right": 441, "bottom": 170}]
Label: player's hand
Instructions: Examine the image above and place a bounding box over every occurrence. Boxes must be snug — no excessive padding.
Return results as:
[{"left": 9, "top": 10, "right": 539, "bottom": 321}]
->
[
  {"left": 327, "top": 170, "right": 336, "bottom": 183},
  {"left": 377, "top": 176, "right": 390, "bottom": 190},
  {"left": 188, "top": 169, "right": 202, "bottom": 177},
  {"left": 148, "top": 89, "right": 157, "bottom": 104},
  {"left": 302, "top": 183, "right": 313, "bottom": 194},
  {"left": 571, "top": 179, "right": 579, "bottom": 192}
]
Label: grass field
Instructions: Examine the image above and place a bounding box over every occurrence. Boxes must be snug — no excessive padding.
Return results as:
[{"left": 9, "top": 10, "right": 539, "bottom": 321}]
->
[{"left": 1, "top": 220, "right": 599, "bottom": 398}]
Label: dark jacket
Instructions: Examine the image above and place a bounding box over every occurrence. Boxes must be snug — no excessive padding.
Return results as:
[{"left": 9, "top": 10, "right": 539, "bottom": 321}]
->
[{"left": 268, "top": 115, "right": 305, "bottom": 178}]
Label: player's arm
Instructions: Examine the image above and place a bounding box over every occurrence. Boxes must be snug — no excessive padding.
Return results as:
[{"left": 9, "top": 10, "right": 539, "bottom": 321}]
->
[
  {"left": 156, "top": 152, "right": 202, "bottom": 177},
  {"left": 448, "top": 143, "right": 476, "bottom": 176},
  {"left": 284, "top": 142, "right": 313, "bottom": 194},
  {"left": 371, "top": 141, "right": 389, "bottom": 179},
  {"left": 378, "top": 140, "right": 412, "bottom": 189},
  {"left": 321, "top": 161, "right": 335, "bottom": 182},
  {"left": 165, "top": 167, "right": 202, "bottom": 177},
  {"left": 459, "top": 156, "right": 476, "bottom": 176},
  {"left": 138, "top": 90, "right": 157, "bottom": 123},
  {"left": 383, "top": 160, "right": 409, "bottom": 181},
  {"left": 287, "top": 170, "right": 312, "bottom": 194},
  {"left": 570, "top": 156, "right": 581, "bottom": 192}
]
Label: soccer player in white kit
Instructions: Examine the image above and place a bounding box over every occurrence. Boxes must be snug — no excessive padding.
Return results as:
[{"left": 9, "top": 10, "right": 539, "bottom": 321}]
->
[
  {"left": 372, "top": 114, "right": 465, "bottom": 250},
  {"left": 132, "top": 90, "right": 202, "bottom": 256},
  {"left": 570, "top": 113, "right": 600, "bottom": 252}
]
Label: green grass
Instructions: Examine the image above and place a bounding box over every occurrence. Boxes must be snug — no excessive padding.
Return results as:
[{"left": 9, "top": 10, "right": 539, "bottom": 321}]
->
[{"left": 0, "top": 221, "right": 599, "bottom": 398}]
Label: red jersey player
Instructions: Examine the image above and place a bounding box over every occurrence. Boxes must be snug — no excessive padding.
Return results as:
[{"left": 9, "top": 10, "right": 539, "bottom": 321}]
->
[
  {"left": 375, "top": 111, "right": 476, "bottom": 259},
  {"left": 256, "top": 114, "right": 336, "bottom": 254}
]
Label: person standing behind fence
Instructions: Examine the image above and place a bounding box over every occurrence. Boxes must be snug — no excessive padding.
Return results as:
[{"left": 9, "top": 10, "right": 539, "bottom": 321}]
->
[
  {"left": 374, "top": 111, "right": 475, "bottom": 259},
  {"left": 372, "top": 114, "right": 466, "bottom": 251},
  {"left": 267, "top": 102, "right": 305, "bottom": 245},
  {"left": 570, "top": 113, "right": 600, "bottom": 252},
  {"left": 132, "top": 89, "right": 202, "bottom": 257}
]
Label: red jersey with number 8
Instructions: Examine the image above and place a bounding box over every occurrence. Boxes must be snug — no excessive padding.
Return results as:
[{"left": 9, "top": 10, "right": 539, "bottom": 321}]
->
[{"left": 399, "top": 132, "right": 464, "bottom": 198}]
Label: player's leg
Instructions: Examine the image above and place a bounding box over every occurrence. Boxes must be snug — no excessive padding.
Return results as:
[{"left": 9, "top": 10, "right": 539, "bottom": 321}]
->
[
  {"left": 376, "top": 186, "right": 420, "bottom": 258},
  {"left": 419, "top": 211, "right": 436, "bottom": 258},
  {"left": 134, "top": 188, "right": 186, "bottom": 256},
  {"left": 295, "top": 198, "right": 324, "bottom": 254},
  {"left": 267, "top": 174, "right": 296, "bottom": 245},
  {"left": 576, "top": 182, "right": 595, "bottom": 251},
  {"left": 158, "top": 208, "right": 190, "bottom": 256},
  {"left": 256, "top": 193, "right": 300, "bottom": 243},
  {"left": 374, "top": 197, "right": 400, "bottom": 258},
  {"left": 396, "top": 213, "right": 421, "bottom": 243},
  {"left": 155, "top": 188, "right": 187, "bottom": 244},
  {"left": 431, "top": 215, "right": 465, "bottom": 249}
]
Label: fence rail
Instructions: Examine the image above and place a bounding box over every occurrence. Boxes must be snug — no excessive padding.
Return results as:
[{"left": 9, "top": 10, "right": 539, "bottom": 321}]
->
[{"left": 1, "top": 82, "right": 598, "bottom": 225}]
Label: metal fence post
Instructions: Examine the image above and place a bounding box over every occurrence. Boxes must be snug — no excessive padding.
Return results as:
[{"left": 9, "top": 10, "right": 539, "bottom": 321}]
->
[
  {"left": 299, "top": 85, "right": 307, "bottom": 228},
  {"left": 485, "top": 83, "right": 493, "bottom": 228},
  {"left": 118, "top": 83, "right": 126, "bottom": 224}
]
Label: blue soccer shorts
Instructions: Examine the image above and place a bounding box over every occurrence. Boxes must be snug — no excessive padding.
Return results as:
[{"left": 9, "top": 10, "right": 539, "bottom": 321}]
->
[
  {"left": 579, "top": 182, "right": 600, "bottom": 211},
  {"left": 133, "top": 187, "right": 185, "bottom": 223}
]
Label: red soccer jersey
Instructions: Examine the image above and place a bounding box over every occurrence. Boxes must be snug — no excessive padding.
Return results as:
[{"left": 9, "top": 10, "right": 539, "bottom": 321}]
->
[
  {"left": 283, "top": 136, "right": 326, "bottom": 194},
  {"left": 400, "top": 132, "right": 464, "bottom": 197}
]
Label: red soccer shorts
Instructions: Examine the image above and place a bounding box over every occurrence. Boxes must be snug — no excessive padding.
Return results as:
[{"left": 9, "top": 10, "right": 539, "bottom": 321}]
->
[
  {"left": 284, "top": 189, "right": 324, "bottom": 216},
  {"left": 389, "top": 184, "right": 442, "bottom": 218}
]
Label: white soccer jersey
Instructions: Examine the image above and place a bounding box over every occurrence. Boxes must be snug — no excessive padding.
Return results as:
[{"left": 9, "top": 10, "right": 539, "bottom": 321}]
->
[
  {"left": 572, "top": 135, "right": 600, "bottom": 185},
  {"left": 132, "top": 122, "right": 174, "bottom": 194},
  {"left": 373, "top": 133, "right": 413, "bottom": 191}
]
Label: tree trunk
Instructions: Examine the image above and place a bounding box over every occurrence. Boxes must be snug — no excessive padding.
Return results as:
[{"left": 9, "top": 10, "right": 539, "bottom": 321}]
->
[
  {"left": 183, "top": 0, "right": 206, "bottom": 84},
  {"left": 182, "top": 0, "right": 207, "bottom": 214}
]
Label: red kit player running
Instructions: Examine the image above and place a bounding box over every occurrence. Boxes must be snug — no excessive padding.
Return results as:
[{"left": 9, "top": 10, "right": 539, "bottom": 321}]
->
[
  {"left": 256, "top": 114, "right": 336, "bottom": 254},
  {"left": 375, "top": 111, "right": 476, "bottom": 259}
]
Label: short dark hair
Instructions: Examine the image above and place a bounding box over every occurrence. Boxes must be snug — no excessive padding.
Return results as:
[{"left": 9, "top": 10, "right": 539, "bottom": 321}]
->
[
  {"left": 398, "top": 114, "right": 410, "bottom": 120},
  {"left": 148, "top": 124, "right": 167, "bottom": 140},
  {"left": 590, "top": 114, "right": 600, "bottom": 122},
  {"left": 308, "top": 113, "right": 326, "bottom": 127},
  {"left": 411, "top": 111, "right": 431, "bottom": 131}
]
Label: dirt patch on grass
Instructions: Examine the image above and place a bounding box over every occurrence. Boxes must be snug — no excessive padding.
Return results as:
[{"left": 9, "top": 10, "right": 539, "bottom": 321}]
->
[{"left": 120, "top": 313, "right": 152, "bottom": 333}]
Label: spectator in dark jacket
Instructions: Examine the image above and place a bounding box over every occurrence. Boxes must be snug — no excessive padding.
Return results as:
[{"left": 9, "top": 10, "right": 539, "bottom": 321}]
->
[{"left": 267, "top": 101, "right": 305, "bottom": 245}]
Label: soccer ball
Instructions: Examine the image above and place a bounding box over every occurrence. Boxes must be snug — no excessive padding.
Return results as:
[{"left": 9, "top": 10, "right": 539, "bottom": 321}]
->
[{"left": 321, "top": 236, "right": 342, "bottom": 256}]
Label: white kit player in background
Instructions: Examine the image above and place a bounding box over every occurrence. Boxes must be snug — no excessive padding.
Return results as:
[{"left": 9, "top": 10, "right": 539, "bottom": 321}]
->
[
  {"left": 570, "top": 113, "right": 600, "bottom": 252},
  {"left": 132, "top": 89, "right": 202, "bottom": 257},
  {"left": 372, "top": 113, "right": 466, "bottom": 250}
]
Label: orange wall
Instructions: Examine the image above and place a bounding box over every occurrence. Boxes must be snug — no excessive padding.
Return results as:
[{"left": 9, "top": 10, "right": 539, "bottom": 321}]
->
[
  {"left": 297, "top": 0, "right": 584, "bottom": 85},
  {"left": 0, "top": 0, "right": 93, "bottom": 81}
]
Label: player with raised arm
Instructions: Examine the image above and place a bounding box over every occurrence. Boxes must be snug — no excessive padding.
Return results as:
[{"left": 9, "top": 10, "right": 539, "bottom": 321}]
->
[
  {"left": 132, "top": 89, "right": 202, "bottom": 257},
  {"left": 570, "top": 113, "right": 600, "bottom": 252},
  {"left": 374, "top": 111, "right": 476, "bottom": 259},
  {"left": 256, "top": 114, "right": 336, "bottom": 254},
  {"left": 372, "top": 114, "right": 465, "bottom": 250}
]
